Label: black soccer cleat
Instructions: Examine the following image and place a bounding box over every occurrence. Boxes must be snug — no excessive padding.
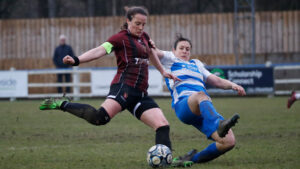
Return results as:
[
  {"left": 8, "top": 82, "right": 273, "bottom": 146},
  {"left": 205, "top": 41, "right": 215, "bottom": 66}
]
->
[
  {"left": 178, "top": 149, "right": 198, "bottom": 161},
  {"left": 217, "top": 113, "right": 240, "bottom": 138}
]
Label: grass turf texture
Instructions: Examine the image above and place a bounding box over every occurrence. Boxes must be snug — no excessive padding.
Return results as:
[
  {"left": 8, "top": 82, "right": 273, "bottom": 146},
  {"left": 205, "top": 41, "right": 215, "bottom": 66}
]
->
[{"left": 0, "top": 97, "right": 299, "bottom": 169}]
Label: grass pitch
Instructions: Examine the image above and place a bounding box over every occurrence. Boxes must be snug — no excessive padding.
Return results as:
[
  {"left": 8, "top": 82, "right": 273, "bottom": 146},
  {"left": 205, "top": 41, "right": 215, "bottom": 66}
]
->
[{"left": 0, "top": 97, "right": 299, "bottom": 169}]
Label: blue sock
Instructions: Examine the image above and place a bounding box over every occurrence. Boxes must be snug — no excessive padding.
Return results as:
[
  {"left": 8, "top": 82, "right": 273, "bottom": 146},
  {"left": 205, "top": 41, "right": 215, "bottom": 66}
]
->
[{"left": 191, "top": 143, "right": 223, "bottom": 163}]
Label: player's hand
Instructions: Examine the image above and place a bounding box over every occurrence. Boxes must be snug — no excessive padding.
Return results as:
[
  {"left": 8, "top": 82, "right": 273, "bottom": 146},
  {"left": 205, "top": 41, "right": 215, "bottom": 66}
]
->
[
  {"left": 232, "top": 84, "right": 246, "bottom": 96},
  {"left": 162, "top": 71, "right": 181, "bottom": 82},
  {"left": 149, "top": 39, "right": 157, "bottom": 49},
  {"left": 63, "top": 55, "right": 75, "bottom": 65}
]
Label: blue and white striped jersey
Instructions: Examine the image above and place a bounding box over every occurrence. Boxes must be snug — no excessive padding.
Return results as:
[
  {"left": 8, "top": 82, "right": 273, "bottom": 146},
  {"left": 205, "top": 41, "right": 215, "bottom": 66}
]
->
[{"left": 160, "top": 51, "right": 212, "bottom": 107}]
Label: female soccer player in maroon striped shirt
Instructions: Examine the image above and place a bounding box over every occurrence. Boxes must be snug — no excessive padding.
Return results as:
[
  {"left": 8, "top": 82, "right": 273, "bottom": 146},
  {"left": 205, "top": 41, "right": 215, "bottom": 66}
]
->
[{"left": 40, "top": 6, "right": 179, "bottom": 151}]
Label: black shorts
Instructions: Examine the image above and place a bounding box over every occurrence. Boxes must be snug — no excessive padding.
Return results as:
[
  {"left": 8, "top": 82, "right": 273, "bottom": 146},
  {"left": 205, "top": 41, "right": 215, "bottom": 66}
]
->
[{"left": 107, "top": 83, "right": 159, "bottom": 119}]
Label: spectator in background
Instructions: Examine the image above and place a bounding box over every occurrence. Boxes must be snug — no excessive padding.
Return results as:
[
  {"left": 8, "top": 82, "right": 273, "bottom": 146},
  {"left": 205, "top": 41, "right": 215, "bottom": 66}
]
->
[{"left": 53, "top": 34, "right": 75, "bottom": 93}]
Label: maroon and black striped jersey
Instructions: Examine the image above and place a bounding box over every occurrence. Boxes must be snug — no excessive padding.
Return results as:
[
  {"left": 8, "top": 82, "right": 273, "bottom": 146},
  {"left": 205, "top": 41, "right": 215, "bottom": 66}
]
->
[{"left": 106, "top": 30, "right": 153, "bottom": 93}]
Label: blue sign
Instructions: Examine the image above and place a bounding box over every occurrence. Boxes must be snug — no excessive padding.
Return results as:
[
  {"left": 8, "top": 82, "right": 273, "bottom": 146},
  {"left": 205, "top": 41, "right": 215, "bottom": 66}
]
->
[{"left": 206, "top": 66, "right": 274, "bottom": 95}]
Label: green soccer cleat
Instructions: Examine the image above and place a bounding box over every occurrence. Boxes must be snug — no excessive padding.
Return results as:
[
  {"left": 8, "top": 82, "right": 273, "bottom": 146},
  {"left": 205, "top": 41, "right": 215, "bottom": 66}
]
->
[
  {"left": 171, "top": 149, "right": 197, "bottom": 167},
  {"left": 39, "top": 95, "right": 70, "bottom": 110},
  {"left": 217, "top": 113, "right": 240, "bottom": 137},
  {"left": 171, "top": 158, "right": 193, "bottom": 167}
]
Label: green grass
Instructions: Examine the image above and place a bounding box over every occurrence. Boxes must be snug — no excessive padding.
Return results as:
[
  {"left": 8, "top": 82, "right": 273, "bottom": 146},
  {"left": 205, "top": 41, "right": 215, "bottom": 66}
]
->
[{"left": 0, "top": 97, "right": 299, "bottom": 169}]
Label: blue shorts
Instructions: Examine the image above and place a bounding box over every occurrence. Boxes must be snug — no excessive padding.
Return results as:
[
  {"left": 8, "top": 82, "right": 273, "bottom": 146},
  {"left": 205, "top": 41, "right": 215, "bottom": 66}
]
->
[{"left": 174, "top": 96, "right": 224, "bottom": 139}]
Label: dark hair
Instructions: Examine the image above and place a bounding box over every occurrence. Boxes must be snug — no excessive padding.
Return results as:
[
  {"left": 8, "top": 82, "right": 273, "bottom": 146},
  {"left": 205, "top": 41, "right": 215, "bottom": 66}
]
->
[
  {"left": 173, "top": 33, "right": 192, "bottom": 49},
  {"left": 121, "top": 6, "right": 149, "bottom": 30}
]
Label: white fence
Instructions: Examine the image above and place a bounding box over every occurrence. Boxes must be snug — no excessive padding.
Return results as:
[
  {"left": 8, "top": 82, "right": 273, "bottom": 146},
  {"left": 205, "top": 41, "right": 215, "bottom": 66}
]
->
[
  {"left": 274, "top": 65, "right": 300, "bottom": 95},
  {"left": 27, "top": 67, "right": 92, "bottom": 100},
  {"left": 0, "top": 67, "right": 168, "bottom": 101},
  {"left": 1, "top": 65, "right": 300, "bottom": 101}
]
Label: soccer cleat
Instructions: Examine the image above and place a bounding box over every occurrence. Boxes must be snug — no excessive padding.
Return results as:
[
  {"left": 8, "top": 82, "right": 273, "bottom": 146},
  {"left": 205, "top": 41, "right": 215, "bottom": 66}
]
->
[
  {"left": 171, "top": 159, "right": 193, "bottom": 167},
  {"left": 287, "top": 91, "right": 296, "bottom": 109},
  {"left": 171, "top": 149, "right": 197, "bottom": 167},
  {"left": 217, "top": 113, "right": 240, "bottom": 137},
  {"left": 39, "top": 94, "right": 70, "bottom": 110}
]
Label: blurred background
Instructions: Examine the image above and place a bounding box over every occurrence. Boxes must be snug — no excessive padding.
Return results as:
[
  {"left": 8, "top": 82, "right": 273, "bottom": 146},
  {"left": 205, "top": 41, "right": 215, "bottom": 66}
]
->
[
  {"left": 0, "top": 0, "right": 299, "bottom": 98},
  {"left": 1, "top": 0, "right": 299, "bottom": 18}
]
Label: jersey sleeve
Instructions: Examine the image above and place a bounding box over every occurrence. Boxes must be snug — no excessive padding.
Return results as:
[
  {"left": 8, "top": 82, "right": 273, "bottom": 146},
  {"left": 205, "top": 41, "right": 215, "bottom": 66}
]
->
[
  {"left": 106, "top": 33, "right": 122, "bottom": 51},
  {"left": 192, "top": 59, "right": 212, "bottom": 82},
  {"left": 160, "top": 51, "right": 175, "bottom": 66}
]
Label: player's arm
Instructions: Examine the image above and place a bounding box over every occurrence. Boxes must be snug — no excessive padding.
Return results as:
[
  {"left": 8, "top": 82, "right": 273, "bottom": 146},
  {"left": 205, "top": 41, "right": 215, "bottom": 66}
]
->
[
  {"left": 149, "top": 48, "right": 180, "bottom": 82},
  {"left": 149, "top": 39, "right": 164, "bottom": 59},
  {"left": 206, "top": 74, "right": 246, "bottom": 96},
  {"left": 148, "top": 37, "right": 180, "bottom": 81},
  {"left": 63, "top": 42, "right": 113, "bottom": 66}
]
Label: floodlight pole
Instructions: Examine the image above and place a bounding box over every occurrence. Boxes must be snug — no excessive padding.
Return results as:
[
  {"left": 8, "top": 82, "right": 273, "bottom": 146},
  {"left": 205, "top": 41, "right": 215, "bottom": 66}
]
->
[
  {"left": 251, "top": 0, "right": 256, "bottom": 65},
  {"left": 234, "top": 0, "right": 256, "bottom": 65}
]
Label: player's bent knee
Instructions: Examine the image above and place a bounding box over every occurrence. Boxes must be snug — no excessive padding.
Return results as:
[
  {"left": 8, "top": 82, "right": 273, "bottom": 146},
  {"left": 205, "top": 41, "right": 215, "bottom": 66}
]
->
[
  {"left": 88, "top": 107, "right": 111, "bottom": 126},
  {"left": 95, "top": 107, "right": 111, "bottom": 125},
  {"left": 215, "top": 131, "right": 236, "bottom": 152},
  {"left": 223, "top": 133, "right": 236, "bottom": 151},
  {"left": 224, "top": 138, "right": 236, "bottom": 150}
]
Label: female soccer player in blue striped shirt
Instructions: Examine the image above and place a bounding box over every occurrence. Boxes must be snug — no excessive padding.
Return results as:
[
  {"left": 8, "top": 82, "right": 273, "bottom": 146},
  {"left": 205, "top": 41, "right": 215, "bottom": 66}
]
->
[{"left": 152, "top": 34, "right": 246, "bottom": 164}]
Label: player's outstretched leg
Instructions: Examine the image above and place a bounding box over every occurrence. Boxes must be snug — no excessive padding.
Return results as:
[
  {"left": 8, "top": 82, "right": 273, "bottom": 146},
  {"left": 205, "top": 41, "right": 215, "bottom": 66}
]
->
[
  {"left": 190, "top": 143, "right": 224, "bottom": 163},
  {"left": 175, "top": 144, "right": 226, "bottom": 164},
  {"left": 174, "top": 101, "right": 239, "bottom": 164},
  {"left": 39, "top": 96, "right": 110, "bottom": 126},
  {"left": 176, "top": 129, "right": 236, "bottom": 164},
  {"left": 217, "top": 113, "right": 240, "bottom": 137}
]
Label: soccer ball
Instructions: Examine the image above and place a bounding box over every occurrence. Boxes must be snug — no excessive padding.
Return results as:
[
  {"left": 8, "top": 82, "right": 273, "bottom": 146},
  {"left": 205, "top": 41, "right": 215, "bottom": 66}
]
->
[{"left": 147, "top": 144, "right": 172, "bottom": 168}]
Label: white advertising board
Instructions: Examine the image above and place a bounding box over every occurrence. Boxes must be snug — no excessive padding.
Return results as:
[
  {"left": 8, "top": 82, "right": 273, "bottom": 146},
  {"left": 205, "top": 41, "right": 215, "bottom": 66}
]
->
[
  {"left": 91, "top": 69, "right": 115, "bottom": 96},
  {"left": 147, "top": 69, "right": 164, "bottom": 95},
  {"left": 0, "top": 71, "right": 28, "bottom": 97},
  {"left": 91, "top": 69, "right": 164, "bottom": 96}
]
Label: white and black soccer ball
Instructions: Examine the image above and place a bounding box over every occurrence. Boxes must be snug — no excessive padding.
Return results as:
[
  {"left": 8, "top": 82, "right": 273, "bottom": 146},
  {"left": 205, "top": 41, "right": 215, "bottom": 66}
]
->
[{"left": 147, "top": 144, "right": 172, "bottom": 168}]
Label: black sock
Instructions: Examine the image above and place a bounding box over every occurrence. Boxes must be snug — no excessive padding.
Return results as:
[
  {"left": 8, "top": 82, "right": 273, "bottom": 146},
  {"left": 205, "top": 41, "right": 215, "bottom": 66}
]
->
[
  {"left": 60, "top": 101, "right": 96, "bottom": 118},
  {"left": 155, "top": 125, "right": 172, "bottom": 150},
  {"left": 60, "top": 102, "right": 110, "bottom": 125}
]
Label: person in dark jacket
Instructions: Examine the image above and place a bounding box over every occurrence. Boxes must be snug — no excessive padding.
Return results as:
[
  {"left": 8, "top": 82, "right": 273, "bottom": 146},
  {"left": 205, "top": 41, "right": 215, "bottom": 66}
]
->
[{"left": 53, "top": 34, "right": 75, "bottom": 93}]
